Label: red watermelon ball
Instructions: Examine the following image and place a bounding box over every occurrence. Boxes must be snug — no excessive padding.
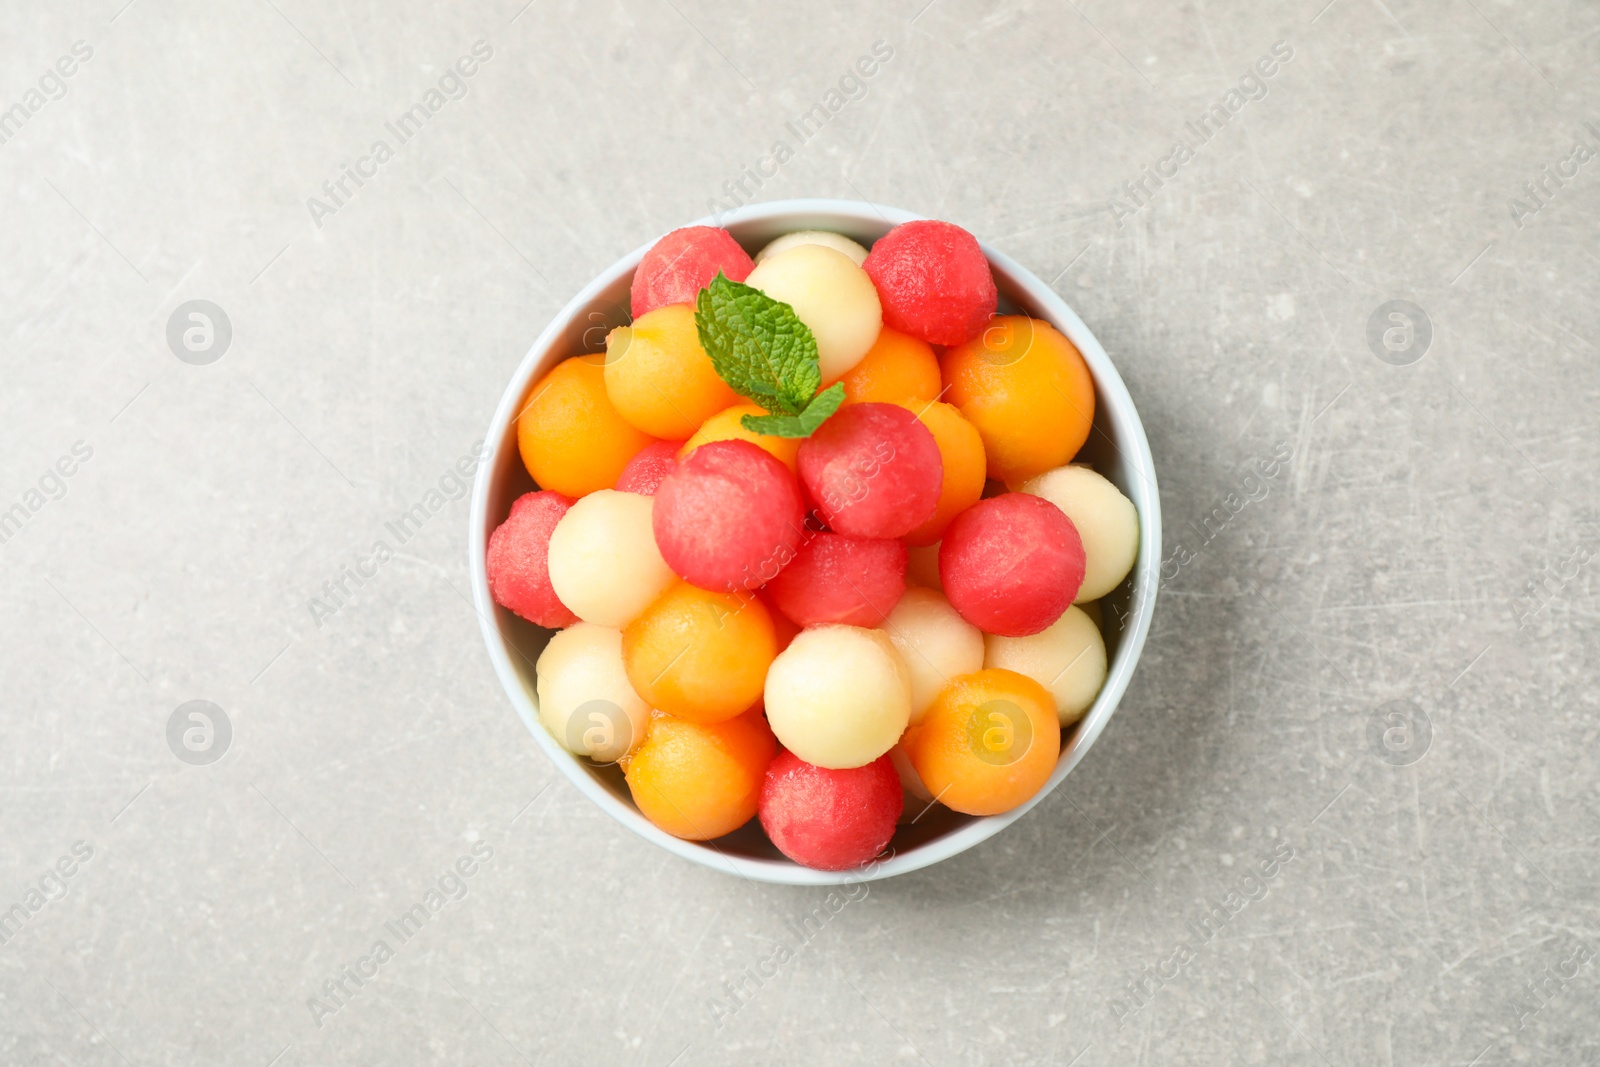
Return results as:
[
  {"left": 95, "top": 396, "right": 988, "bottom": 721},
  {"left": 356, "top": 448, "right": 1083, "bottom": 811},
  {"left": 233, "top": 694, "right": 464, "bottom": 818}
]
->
[
  {"left": 613, "top": 439, "right": 680, "bottom": 495},
  {"left": 863, "top": 220, "right": 998, "bottom": 347},
  {"left": 653, "top": 439, "right": 807, "bottom": 593},
  {"left": 487, "top": 490, "right": 578, "bottom": 628},
  {"left": 798, "top": 402, "right": 942, "bottom": 539},
  {"left": 939, "top": 493, "right": 1085, "bottom": 637},
  {"left": 631, "top": 226, "right": 755, "bottom": 318},
  {"left": 765, "top": 531, "right": 907, "bottom": 628},
  {"left": 759, "top": 750, "right": 903, "bottom": 870}
]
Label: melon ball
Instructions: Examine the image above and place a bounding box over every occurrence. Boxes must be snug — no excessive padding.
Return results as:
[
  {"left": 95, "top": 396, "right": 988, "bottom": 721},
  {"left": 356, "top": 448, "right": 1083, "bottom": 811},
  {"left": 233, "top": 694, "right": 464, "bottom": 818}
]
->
[
  {"left": 1016, "top": 465, "right": 1139, "bottom": 602},
  {"left": 744, "top": 245, "right": 882, "bottom": 383},
  {"left": 758, "top": 750, "right": 902, "bottom": 870},
  {"left": 905, "top": 542, "right": 943, "bottom": 591},
  {"left": 839, "top": 327, "right": 941, "bottom": 408},
  {"left": 863, "top": 219, "right": 997, "bottom": 347},
  {"left": 680, "top": 403, "right": 800, "bottom": 473},
  {"left": 902, "top": 401, "right": 987, "bottom": 547},
  {"left": 903, "top": 668, "right": 1059, "bottom": 816},
  {"left": 535, "top": 622, "right": 650, "bottom": 762},
  {"left": 631, "top": 226, "right": 754, "bottom": 318},
  {"left": 546, "top": 490, "right": 675, "bottom": 628},
  {"left": 764, "top": 532, "right": 906, "bottom": 628},
  {"left": 764, "top": 625, "right": 911, "bottom": 769},
  {"left": 517, "top": 354, "right": 658, "bottom": 498},
  {"left": 943, "top": 316, "right": 1096, "bottom": 484},
  {"left": 881, "top": 587, "right": 984, "bottom": 725},
  {"left": 755, "top": 230, "right": 870, "bottom": 266},
  {"left": 939, "top": 493, "right": 1085, "bottom": 637},
  {"left": 984, "top": 605, "right": 1107, "bottom": 725},
  {"left": 487, "top": 490, "right": 577, "bottom": 628},
  {"left": 653, "top": 440, "right": 807, "bottom": 593},
  {"left": 623, "top": 582, "right": 776, "bottom": 724},
  {"left": 797, "top": 402, "right": 942, "bottom": 539},
  {"left": 604, "top": 304, "right": 739, "bottom": 439},
  {"left": 625, "top": 707, "right": 776, "bottom": 841},
  {"left": 613, "top": 440, "right": 680, "bottom": 496}
]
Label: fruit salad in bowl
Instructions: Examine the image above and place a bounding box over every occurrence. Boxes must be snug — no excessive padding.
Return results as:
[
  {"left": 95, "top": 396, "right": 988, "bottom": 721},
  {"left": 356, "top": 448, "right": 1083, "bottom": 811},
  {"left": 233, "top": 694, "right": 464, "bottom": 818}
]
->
[{"left": 469, "top": 200, "right": 1159, "bottom": 884}]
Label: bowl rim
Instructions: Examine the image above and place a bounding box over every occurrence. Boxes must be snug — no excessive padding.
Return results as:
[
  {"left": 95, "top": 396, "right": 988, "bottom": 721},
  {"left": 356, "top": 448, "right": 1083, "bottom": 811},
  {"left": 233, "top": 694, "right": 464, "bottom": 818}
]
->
[{"left": 468, "top": 197, "right": 1161, "bottom": 885}]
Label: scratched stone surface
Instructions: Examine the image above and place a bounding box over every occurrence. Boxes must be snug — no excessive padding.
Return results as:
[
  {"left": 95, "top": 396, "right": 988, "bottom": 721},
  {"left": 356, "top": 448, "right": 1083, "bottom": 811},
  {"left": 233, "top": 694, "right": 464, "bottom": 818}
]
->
[{"left": 1, "top": 0, "right": 1597, "bottom": 1064}]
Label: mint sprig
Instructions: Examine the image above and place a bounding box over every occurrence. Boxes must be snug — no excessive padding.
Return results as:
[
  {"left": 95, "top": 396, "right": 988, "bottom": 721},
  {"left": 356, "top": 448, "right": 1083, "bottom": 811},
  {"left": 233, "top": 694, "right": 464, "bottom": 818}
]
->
[
  {"left": 741, "top": 382, "right": 845, "bottom": 437},
  {"left": 694, "top": 273, "right": 843, "bottom": 439}
]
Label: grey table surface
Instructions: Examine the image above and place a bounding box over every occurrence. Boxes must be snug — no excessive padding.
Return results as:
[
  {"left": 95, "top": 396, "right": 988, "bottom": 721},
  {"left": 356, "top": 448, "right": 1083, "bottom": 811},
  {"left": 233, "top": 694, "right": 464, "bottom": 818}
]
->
[{"left": 3, "top": 0, "right": 1598, "bottom": 1064}]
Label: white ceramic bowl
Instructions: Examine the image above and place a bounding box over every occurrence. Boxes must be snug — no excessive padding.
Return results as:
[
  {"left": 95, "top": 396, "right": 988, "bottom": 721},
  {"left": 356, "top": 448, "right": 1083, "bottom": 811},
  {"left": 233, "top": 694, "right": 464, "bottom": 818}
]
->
[{"left": 468, "top": 199, "right": 1160, "bottom": 885}]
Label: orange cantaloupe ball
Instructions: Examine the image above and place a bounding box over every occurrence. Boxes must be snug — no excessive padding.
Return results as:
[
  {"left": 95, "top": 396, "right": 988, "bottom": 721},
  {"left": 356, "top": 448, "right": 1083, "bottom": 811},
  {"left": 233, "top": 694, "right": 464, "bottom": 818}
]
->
[
  {"left": 604, "top": 304, "right": 740, "bottom": 440},
  {"left": 680, "top": 404, "right": 801, "bottom": 473},
  {"left": 898, "top": 400, "right": 986, "bottom": 547},
  {"left": 838, "top": 327, "right": 941, "bottom": 407},
  {"left": 903, "top": 668, "right": 1060, "bottom": 816},
  {"left": 622, "top": 582, "right": 777, "bottom": 724},
  {"left": 984, "top": 606, "right": 1108, "bottom": 726},
  {"left": 517, "top": 354, "right": 659, "bottom": 497},
  {"left": 624, "top": 707, "right": 777, "bottom": 840},
  {"left": 941, "top": 316, "right": 1095, "bottom": 484}
]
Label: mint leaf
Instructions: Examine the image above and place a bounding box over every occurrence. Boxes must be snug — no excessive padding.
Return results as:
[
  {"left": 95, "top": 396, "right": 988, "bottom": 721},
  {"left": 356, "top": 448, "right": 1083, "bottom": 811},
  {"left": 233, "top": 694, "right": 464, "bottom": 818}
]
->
[
  {"left": 695, "top": 274, "right": 820, "bottom": 417},
  {"left": 741, "top": 382, "right": 846, "bottom": 439}
]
